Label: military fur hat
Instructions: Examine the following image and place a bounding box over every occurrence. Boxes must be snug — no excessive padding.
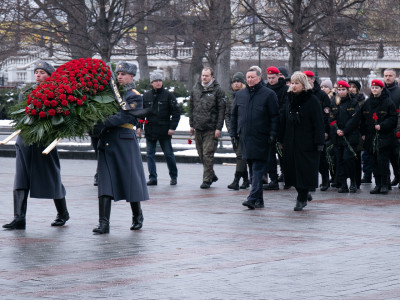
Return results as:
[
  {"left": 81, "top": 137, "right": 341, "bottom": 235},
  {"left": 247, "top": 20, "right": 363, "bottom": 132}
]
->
[
  {"left": 115, "top": 61, "right": 137, "bottom": 76},
  {"left": 150, "top": 72, "right": 163, "bottom": 83},
  {"left": 34, "top": 60, "right": 55, "bottom": 75}
]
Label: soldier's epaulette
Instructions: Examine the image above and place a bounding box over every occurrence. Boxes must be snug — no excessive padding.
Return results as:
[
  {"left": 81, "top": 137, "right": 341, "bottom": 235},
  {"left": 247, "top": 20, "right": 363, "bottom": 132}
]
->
[{"left": 131, "top": 89, "right": 140, "bottom": 95}]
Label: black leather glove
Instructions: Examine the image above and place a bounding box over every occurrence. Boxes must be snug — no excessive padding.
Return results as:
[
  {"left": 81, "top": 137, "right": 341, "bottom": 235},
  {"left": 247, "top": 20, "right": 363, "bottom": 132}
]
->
[
  {"left": 268, "top": 136, "right": 276, "bottom": 145},
  {"left": 231, "top": 137, "right": 238, "bottom": 149},
  {"left": 317, "top": 145, "right": 324, "bottom": 152}
]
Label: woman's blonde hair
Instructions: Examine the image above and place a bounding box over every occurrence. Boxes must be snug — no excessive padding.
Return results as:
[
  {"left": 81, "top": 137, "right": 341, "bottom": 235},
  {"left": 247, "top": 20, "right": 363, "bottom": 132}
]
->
[{"left": 287, "top": 71, "right": 312, "bottom": 92}]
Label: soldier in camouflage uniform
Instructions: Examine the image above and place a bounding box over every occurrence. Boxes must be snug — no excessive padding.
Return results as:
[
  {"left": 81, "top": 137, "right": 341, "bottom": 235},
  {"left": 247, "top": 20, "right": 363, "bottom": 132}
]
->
[{"left": 189, "top": 67, "right": 226, "bottom": 189}]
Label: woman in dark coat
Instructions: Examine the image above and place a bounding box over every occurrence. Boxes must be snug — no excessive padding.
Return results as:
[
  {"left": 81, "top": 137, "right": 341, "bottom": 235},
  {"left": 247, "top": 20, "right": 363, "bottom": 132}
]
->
[
  {"left": 360, "top": 79, "right": 397, "bottom": 194},
  {"left": 93, "top": 62, "right": 149, "bottom": 234},
  {"left": 329, "top": 81, "right": 361, "bottom": 193},
  {"left": 279, "top": 72, "right": 325, "bottom": 211}
]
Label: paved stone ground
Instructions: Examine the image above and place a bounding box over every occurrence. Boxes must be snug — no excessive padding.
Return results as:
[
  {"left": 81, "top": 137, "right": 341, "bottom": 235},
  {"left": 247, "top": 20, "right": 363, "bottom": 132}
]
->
[{"left": 1, "top": 156, "right": 400, "bottom": 300}]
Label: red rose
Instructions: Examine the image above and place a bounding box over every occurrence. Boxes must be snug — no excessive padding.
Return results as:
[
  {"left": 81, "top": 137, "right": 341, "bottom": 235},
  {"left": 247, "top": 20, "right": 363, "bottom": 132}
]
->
[
  {"left": 63, "top": 110, "right": 70, "bottom": 116},
  {"left": 48, "top": 109, "right": 56, "bottom": 116},
  {"left": 77, "top": 100, "right": 83, "bottom": 106},
  {"left": 31, "top": 109, "right": 37, "bottom": 116},
  {"left": 372, "top": 113, "right": 378, "bottom": 121},
  {"left": 82, "top": 95, "right": 87, "bottom": 101},
  {"left": 61, "top": 100, "right": 68, "bottom": 106},
  {"left": 330, "top": 120, "right": 337, "bottom": 127},
  {"left": 99, "top": 86, "right": 104, "bottom": 91},
  {"left": 27, "top": 99, "right": 31, "bottom": 105},
  {"left": 188, "top": 139, "right": 192, "bottom": 144},
  {"left": 44, "top": 100, "right": 50, "bottom": 107},
  {"left": 60, "top": 94, "right": 67, "bottom": 101},
  {"left": 25, "top": 107, "right": 30, "bottom": 114},
  {"left": 39, "top": 111, "right": 46, "bottom": 118},
  {"left": 51, "top": 100, "right": 58, "bottom": 107},
  {"left": 396, "top": 132, "right": 400, "bottom": 138}
]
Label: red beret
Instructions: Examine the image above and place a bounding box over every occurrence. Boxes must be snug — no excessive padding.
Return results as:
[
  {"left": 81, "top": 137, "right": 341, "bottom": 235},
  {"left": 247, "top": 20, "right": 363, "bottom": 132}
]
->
[
  {"left": 266, "top": 66, "right": 280, "bottom": 75},
  {"left": 302, "top": 70, "right": 315, "bottom": 77},
  {"left": 337, "top": 80, "right": 350, "bottom": 89},
  {"left": 371, "top": 79, "right": 384, "bottom": 88}
]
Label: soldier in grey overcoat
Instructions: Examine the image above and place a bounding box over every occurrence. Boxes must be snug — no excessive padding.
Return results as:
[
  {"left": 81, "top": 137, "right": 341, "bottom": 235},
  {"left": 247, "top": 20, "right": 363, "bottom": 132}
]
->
[
  {"left": 93, "top": 61, "right": 149, "bottom": 234},
  {"left": 3, "top": 60, "right": 70, "bottom": 230}
]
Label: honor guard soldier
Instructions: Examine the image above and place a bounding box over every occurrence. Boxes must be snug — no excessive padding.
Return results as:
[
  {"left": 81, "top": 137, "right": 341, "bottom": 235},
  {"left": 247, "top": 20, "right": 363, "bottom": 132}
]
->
[
  {"left": 93, "top": 61, "right": 149, "bottom": 234},
  {"left": 3, "top": 60, "right": 70, "bottom": 230}
]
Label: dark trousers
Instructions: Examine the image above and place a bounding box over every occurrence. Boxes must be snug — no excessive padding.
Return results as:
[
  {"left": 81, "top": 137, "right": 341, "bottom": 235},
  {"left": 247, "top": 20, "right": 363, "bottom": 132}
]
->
[
  {"left": 319, "top": 145, "right": 329, "bottom": 181},
  {"left": 370, "top": 147, "right": 391, "bottom": 186},
  {"left": 247, "top": 159, "right": 266, "bottom": 203},
  {"left": 361, "top": 150, "right": 373, "bottom": 179},
  {"left": 233, "top": 140, "right": 247, "bottom": 174},
  {"left": 335, "top": 145, "right": 357, "bottom": 185},
  {"left": 146, "top": 138, "right": 178, "bottom": 181}
]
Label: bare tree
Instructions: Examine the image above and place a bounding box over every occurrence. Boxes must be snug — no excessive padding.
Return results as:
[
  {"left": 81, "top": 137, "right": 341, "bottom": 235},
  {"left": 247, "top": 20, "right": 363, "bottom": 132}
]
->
[
  {"left": 242, "top": 0, "right": 366, "bottom": 73},
  {"left": 18, "top": 0, "right": 165, "bottom": 61}
]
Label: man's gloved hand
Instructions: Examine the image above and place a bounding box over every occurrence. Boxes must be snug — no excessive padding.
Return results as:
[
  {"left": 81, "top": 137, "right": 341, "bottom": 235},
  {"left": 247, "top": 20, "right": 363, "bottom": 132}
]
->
[
  {"left": 231, "top": 137, "right": 238, "bottom": 149},
  {"left": 317, "top": 145, "right": 324, "bottom": 152},
  {"left": 268, "top": 135, "right": 276, "bottom": 145}
]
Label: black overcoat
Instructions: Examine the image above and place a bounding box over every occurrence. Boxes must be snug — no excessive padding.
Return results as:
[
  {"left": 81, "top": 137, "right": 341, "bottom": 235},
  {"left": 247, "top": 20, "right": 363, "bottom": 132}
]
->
[
  {"left": 14, "top": 136, "right": 66, "bottom": 199},
  {"left": 280, "top": 90, "right": 325, "bottom": 189},
  {"left": 97, "top": 88, "right": 149, "bottom": 202},
  {"left": 329, "top": 95, "right": 361, "bottom": 147},
  {"left": 230, "top": 82, "right": 280, "bottom": 160},
  {"left": 360, "top": 89, "right": 398, "bottom": 152}
]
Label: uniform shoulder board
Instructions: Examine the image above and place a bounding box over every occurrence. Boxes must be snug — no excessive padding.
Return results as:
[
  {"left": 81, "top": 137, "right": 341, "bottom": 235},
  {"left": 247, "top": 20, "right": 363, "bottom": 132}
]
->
[{"left": 131, "top": 89, "right": 140, "bottom": 95}]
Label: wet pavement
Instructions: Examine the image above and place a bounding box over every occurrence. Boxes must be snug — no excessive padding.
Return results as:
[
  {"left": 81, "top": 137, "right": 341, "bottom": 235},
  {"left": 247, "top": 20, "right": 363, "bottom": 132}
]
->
[{"left": 1, "top": 156, "right": 400, "bottom": 299}]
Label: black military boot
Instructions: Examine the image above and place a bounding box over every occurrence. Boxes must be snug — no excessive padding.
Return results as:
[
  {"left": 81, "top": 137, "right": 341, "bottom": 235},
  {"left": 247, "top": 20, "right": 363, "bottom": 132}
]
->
[
  {"left": 294, "top": 192, "right": 308, "bottom": 211},
  {"left": 3, "top": 189, "right": 28, "bottom": 230},
  {"left": 320, "top": 173, "right": 330, "bottom": 191},
  {"left": 130, "top": 202, "right": 144, "bottom": 230},
  {"left": 370, "top": 176, "right": 382, "bottom": 194},
  {"left": 93, "top": 196, "right": 112, "bottom": 234},
  {"left": 263, "top": 175, "right": 279, "bottom": 190},
  {"left": 227, "top": 172, "right": 241, "bottom": 190},
  {"left": 338, "top": 182, "right": 349, "bottom": 193},
  {"left": 380, "top": 177, "right": 389, "bottom": 194},
  {"left": 349, "top": 180, "right": 357, "bottom": 193},
  {"left": 51, "top": 198, "right": 70, "bottom": 226},
  {"left": 390, "top": 176, "right": 399, "bottom": 186},
  {"left": 240, "top": 171, "right": 250, "bottom": 189}
]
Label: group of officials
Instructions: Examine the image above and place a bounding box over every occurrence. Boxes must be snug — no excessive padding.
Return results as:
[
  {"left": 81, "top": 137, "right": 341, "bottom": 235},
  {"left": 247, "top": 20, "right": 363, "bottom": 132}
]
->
[{"left": 3, "top": 59, "right": 400, "bottom": 233}]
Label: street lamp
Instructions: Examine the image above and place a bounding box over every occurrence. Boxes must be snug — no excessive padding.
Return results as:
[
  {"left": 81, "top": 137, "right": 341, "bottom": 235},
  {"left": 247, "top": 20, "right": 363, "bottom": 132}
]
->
[{"left": 314, "top": 42, "right": 319, "bottom": 82}]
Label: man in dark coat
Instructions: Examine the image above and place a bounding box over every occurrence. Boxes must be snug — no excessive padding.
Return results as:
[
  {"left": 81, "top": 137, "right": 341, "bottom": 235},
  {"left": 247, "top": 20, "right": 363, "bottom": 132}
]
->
[
  {"left": 383, "top": 68, "right": 400, "bottom": 187},
  {"left": 263, "top": 66, "right": 288, "bottom": 190},
  {"left": 230, "top": 66, "right": 280, "bottom": 209},
  {"left": 93, "top": 61, "right": 149, "bottom": 234},
  {"left": 303, "top": 70, "right": 331, "bottom": 191},
  {"left": 139, "top": 72, "right": 180, "bottom": 186},
  {"left": 3, "top": 60, "right": 70, "bottom": 230},
  {"left": 189, "top": 67, "right": 226, "bottom": 189}
]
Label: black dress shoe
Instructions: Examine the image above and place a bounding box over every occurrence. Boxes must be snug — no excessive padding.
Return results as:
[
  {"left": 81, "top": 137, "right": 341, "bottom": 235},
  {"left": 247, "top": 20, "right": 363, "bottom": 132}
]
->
[
  {"left": 380, "top": 185, "right": 389, "bottom": 194},
  {"left": 370, "top": 186, "right": 381, "bottom": 194},
  {"left": 254, "top": 200, "right": 264, "bottom": 208},
  {"left": 361, "top": 177, "right": 372, "bottom": 184},
  {"left": 212, "top": 175, "right": 218, "bottom": 182},
  {"left": 338, "top": 186, "right": 349, "bottom": 193},
  {"left": 294, "top": 200, "right": 307, "bottom": 211},
  {"left": 307, "top": 193, "right": 312, "bottom": 201},
  {"left": 242, "top": 200, "right": 256, "bottom": 209},
  {"left": 200, "top": 182, "right": 211, "bottom": 189},
  {"left": 147, "top": 180, "right": 157, "bottom": 186},
  {"left": 320, "top": 184, "right": 329, "bottom": 191},
  {"left": 170, "top": 178, "right": 177, "bottom": 185},
  {"left": 263, "top": 181, "right": 279, "bottom": 190},
  {"left": 390, "top": 177, "right": 399, "bottom": 186}
]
